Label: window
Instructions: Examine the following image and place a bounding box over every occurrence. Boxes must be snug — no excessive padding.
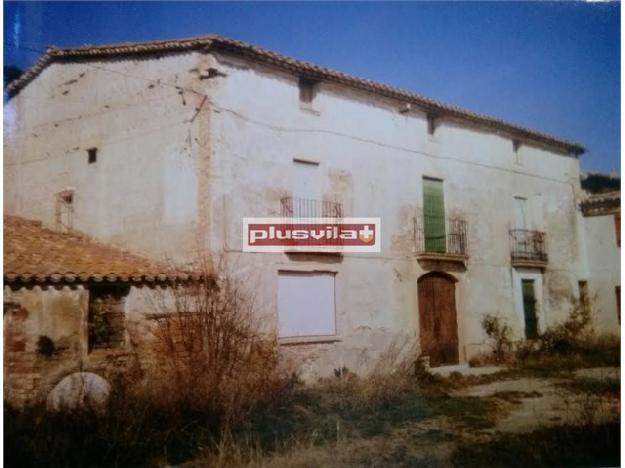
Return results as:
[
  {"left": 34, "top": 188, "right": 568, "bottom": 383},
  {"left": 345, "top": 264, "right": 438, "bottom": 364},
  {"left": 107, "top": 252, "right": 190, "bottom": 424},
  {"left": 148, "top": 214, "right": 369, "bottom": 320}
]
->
[
  {"left": 614, "top": 212, "right": 620, "bottom": 247},
  {"left": 513, "top": 140, "right": 522, "bottom": 165},
  {"left": 298, "top": 78, "right": 316, "bottom": 106},
  {"left": 426, "top": 114, "right": 436, "bottom": 135},
  {"left": 88, "top": 286, "right": 128, "bottom": 351},
  {"left": 55, "top": 190, "right": 74, "bottom": 231},
  {"left": 514, "top": 196, "right": 528, "bottom": 230},
  {"left": 293, "top": 159, "right": 321, "bottom": 200},
  {"left": 87, "top": 147, "right": 97, "bottom": 164},
  {"left": 423, "top": 177, "right": 445, "bottom": 252},
  {"left": 277, "top": 271, "right": 336, "bottom": 338}
]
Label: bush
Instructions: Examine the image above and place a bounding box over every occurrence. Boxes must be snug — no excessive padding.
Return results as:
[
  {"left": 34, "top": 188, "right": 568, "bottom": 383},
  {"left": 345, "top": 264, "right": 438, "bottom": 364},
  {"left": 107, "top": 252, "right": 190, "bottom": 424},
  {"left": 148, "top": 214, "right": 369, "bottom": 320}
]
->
[
  {"left": 481, "top": 314, "right": 513, "bottom": 363},
  {"left": 143, "top": 254, "right": 290, "bottom": 430},
  {"left": 514, "top": 302, "right": 619, "bottom": 370},
  {"left": 5, "top": 254, "right": 291, "bottom": 467}
]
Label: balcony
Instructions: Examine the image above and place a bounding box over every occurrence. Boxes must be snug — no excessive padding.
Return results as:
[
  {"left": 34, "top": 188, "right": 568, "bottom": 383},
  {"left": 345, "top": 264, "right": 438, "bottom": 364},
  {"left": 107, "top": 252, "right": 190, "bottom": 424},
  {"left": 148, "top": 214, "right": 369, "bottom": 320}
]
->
[
  {"left": 415, "top": 215, "right": 468, "bottom": 261},
  {"left": 509, "top": 229, "right": 548, "bottom": 268},
  {"left": 280, "top": 197, "right": 343, "bottom": 219}
]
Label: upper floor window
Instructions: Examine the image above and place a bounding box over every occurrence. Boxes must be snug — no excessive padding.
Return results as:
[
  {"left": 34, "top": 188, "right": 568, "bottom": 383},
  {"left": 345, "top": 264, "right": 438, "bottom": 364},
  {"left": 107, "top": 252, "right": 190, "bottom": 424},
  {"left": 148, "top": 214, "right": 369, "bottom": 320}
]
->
[
  {"left": 299, "top": 78, "right": 317, "bottom": 108},
  {"left": 87, "top": 147, "right": 98, "bottom": 164},
  {"left": 426, "top": 114, "right": 437, "bottom": 136},
  {"left": 55, "top": 190, "right": 74, "bottom": 231},
  {"left": 423, "top": 177, "right": 445, "bottom": 252},
  {"left": 513, "top": 196, "right": 528, "bottom": 230}
]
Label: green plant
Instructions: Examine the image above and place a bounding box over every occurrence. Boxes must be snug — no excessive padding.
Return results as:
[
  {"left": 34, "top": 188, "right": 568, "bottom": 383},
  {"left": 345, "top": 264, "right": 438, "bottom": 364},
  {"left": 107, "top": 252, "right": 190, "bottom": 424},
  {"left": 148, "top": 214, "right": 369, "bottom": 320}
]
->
[{"left": 481, "top": 314, "right": 513, "bottom": 363}]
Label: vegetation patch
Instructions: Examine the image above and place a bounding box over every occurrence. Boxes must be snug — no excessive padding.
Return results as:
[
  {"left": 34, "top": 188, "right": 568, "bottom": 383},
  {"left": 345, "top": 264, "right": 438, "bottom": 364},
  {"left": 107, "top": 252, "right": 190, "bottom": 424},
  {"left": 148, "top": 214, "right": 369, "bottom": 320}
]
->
[
  {"left": 451, "top": 422, "right": 620, "bottom": 468},
  {"left": 557, "top": 377, "right": 620, "bottom": 397}
]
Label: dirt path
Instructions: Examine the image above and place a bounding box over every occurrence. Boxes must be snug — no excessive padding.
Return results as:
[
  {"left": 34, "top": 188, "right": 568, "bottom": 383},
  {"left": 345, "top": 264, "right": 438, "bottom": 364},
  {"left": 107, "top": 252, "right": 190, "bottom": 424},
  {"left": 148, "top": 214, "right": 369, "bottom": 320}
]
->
[{"left": 454, "top": 366, "right": 620, "bottom": 433}]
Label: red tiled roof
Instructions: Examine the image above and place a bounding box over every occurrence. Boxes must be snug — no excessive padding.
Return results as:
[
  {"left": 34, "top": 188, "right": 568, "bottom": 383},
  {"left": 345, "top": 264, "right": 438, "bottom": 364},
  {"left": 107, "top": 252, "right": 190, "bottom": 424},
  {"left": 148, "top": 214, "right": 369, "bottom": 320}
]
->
[
  {"left": 4, "top": 215, "right": 198, "bottom": 285},
  {"left": 580, "top": 191, "right": 621, "bottom": 216},
  {"left": 6, "top": 34, "right": 584, "bottom": 155}
]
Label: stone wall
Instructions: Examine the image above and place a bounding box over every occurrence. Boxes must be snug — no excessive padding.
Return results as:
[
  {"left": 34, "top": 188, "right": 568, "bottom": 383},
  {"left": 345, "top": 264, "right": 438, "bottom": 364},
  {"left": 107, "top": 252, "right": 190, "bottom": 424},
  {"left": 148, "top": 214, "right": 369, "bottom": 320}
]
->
[{"left": 3, "top": 285, "right": 161, "bottom": 407}]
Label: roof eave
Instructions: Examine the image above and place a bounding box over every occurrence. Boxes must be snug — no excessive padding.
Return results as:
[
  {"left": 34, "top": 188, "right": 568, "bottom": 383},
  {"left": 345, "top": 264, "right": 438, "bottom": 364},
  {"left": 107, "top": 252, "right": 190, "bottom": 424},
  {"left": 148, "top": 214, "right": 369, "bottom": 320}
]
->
[{"left": 5, "top": 35, "right": 586, "bottom": 155}]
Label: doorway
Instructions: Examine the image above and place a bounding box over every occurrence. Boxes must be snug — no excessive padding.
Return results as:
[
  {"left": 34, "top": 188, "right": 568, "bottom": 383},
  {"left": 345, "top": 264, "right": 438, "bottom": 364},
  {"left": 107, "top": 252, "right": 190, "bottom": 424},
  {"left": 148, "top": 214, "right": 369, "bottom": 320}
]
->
[
  {"left": 522, "top": 279, "right": 538, "bottom": 338},
  {"left": 417, "top": 272, "right": 459, "bottom": 366}
]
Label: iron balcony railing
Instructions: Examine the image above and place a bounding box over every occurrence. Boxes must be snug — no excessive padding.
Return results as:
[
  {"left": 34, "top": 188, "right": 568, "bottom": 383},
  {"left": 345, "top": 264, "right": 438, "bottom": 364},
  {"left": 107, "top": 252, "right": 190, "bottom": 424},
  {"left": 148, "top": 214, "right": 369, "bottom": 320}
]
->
[
  {"left": 509, "top": 229, "right": 548, "bottom": 264},
  {"left": 415, "top": 215, "right": 468, "bottom": 257},
  {"left": 280, "top": 197, "right": 343, "bottom": 219}
]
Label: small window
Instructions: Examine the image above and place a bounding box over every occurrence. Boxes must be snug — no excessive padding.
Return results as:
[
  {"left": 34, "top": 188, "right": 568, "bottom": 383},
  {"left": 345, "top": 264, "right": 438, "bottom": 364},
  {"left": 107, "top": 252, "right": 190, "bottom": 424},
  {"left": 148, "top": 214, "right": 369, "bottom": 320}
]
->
[
  {"left": 277, "top": 271, "right": 335, "bottom": 338},
  {"left": 299, "top": 78, "right": 316, "bottom": 105},
  {"left": 426, "top": 114, "right": 436, "bottom": 135},
  {"left": 55, "top": 190, "right": 74, "bottom": 231},
  {"left": 513, "top": 140, "right": 522, "bottom": 165},
  {"left": 87, "top": 148, "right": 97, "bottom": 164},
  {"left": 614, "top": 213, "right": 620, "bottom": 247},
  {"left": 88, "top": 286, "right": 128, "bottom": 351}
]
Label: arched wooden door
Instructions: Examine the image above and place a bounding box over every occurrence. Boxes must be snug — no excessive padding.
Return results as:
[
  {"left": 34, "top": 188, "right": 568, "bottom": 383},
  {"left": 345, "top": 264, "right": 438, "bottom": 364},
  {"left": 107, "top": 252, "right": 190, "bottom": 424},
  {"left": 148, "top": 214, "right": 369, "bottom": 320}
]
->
[{"left": 417, "top": 273, "right": 459, "bottom": 366}]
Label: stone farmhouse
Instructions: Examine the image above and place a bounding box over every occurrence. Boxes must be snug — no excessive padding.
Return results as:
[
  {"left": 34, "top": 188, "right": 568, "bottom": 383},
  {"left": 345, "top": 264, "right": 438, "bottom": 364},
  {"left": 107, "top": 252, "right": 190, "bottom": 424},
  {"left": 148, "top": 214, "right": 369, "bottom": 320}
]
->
[
  {"left": 3, "top": 215, "right": 203, "bottom": 406},
  {"left": 4, "top": 35, "right": 620, "bottom": 384}
]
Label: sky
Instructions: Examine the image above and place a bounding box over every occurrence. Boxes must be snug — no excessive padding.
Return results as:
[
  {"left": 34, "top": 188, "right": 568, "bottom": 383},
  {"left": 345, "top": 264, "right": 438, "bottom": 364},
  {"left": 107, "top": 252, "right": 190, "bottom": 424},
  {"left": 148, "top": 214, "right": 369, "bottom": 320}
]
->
[{"left": 4, "top": 1, "right": 620, "bottom": 173}]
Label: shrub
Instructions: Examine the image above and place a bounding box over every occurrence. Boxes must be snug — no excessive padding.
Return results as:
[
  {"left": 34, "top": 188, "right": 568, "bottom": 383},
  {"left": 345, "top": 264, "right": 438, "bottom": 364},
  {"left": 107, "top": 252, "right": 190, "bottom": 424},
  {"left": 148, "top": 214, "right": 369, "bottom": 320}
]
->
[
  {"left": 514, "top": 301, "right": 619, "bottom": 370},
  {"left": 144, "top": 254, "right": 289, "bottom": 429},
  {"left": 481, "top": 314, "right": 513, "bottom": 363},
  {"left": 5, "top": 254, "right": 291, "bottom": 467}
]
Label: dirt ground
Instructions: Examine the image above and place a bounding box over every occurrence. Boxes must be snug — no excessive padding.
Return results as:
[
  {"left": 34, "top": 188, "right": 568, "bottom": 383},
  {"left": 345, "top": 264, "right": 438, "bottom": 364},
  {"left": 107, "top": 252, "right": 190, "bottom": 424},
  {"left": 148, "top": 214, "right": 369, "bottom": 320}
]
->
[{"left": 249, "top": 366, "right": 620, "bottom": 468}]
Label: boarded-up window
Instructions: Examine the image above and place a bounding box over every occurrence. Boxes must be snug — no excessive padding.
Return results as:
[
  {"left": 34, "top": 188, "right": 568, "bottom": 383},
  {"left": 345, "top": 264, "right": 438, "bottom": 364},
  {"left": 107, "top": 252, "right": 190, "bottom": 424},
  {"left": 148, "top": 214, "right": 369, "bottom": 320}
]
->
[
  {"left": 615, "top": 213, "right": 620, "bottom": 247},
  {"left": 293, "top": 160, "right": 321, "bottom": 200},
  {"left": 423, "top": 177, "right": 445, "bottom": 252},
  {"left": 88, "top": 286, "right": 128, "bottom": 351},
  {"left": 278, "top": 271, "right": 335, "bottom": 337},
  {"left": 514, "top": 196, "right": 528, "bottom": 229}
]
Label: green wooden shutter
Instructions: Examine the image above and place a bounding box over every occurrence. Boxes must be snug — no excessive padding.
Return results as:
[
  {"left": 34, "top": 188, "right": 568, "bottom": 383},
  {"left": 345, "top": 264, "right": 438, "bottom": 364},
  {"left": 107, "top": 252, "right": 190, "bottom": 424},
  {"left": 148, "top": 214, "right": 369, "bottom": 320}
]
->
[
  {"left": 423, "top": 178, "right": 446, "bottom": 252},
  {"left": 522, "top": 279, "right": 538, "bottom": 338}
]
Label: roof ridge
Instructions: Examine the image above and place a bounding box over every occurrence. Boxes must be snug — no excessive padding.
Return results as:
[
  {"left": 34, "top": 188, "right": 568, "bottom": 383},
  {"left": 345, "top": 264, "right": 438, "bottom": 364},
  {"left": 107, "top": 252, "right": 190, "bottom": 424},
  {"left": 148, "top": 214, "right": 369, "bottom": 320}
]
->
[{"left": 6, "top": 33, "right": 585, "bottom": 154}]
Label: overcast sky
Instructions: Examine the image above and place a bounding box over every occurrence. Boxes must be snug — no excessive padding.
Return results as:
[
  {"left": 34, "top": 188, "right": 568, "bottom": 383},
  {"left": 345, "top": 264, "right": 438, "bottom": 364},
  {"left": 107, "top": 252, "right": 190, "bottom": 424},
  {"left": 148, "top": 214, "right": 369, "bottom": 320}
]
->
[{"left": 4, "top": 1, "right": 620, "bottom": 173}]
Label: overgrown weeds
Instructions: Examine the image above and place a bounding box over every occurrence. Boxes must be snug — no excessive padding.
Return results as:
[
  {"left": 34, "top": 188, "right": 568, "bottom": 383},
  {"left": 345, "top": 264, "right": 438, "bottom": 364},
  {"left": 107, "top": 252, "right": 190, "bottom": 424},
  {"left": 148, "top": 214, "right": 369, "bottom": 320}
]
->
[
  {"left": 475, "top": 303, "right": 619, "bottom": 375},
  {"left": 452, "top": 422, "right": 620, "bottom": 468}
]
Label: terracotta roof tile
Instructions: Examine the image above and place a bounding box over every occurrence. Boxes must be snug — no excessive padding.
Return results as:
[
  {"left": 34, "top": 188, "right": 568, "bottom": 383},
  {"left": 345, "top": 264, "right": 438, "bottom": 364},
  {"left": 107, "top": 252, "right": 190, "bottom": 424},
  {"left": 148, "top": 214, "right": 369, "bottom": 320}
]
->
[
  {"left": 4, "top": 215, "right": 197, "bottom": 285},
  {"left": 6, "top": 34, "right": 584, "bottom": 155},
  {"left": 580, "top": 191, "right": 621, "bottom": 216}
]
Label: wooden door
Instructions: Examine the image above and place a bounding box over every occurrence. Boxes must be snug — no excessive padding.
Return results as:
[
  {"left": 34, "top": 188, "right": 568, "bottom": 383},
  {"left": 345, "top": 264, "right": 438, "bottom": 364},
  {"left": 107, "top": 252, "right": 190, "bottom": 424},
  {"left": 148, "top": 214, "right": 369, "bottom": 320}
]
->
[{"left": 418, "top": 273, "right": 459, "bottom": 366}]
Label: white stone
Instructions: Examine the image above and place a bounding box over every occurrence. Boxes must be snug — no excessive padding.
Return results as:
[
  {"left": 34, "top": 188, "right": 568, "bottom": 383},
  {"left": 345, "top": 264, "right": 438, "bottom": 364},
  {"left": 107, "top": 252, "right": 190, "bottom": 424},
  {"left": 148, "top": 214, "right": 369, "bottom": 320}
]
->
[{"left": 46, "top": 372, "right": 111, "bottom": 414}]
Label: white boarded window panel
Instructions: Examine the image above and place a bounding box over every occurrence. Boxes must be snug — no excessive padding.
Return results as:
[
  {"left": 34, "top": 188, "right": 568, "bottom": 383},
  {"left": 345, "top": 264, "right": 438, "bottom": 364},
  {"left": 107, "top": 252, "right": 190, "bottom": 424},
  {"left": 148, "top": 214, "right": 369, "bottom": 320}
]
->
[{"left": 278, "top": 271, "right": 336, "bottom": 337}]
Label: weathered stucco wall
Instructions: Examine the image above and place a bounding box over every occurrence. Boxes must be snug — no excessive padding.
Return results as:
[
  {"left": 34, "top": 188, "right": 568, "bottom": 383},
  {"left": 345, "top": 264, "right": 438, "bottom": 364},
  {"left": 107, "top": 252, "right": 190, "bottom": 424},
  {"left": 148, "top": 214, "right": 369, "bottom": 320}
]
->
[
  {"left": 582, "top": 215, "right": 621, "bottom": 333},
  {"left": 5, "top": 48, "right": 615, "bottom": 379},
  {"left": 4, "top": 51, "right": 220, "bottom": 261},
  {"left": 204, "top": 51, "right": 593, "bottom": 376},
  {"left": 3, "top": 285, "right": 163, "bottom": 406}
]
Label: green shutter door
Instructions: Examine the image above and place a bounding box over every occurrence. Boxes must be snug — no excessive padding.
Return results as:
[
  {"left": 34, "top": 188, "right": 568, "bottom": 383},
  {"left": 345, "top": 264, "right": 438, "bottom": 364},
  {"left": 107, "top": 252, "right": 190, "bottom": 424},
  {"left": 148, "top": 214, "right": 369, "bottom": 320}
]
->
[
  {"left": 522, "top": 279, "right": 538, "bottom": 339},
  {"left": 423, "top": 178, "right": 446, "bottom": 252}
]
